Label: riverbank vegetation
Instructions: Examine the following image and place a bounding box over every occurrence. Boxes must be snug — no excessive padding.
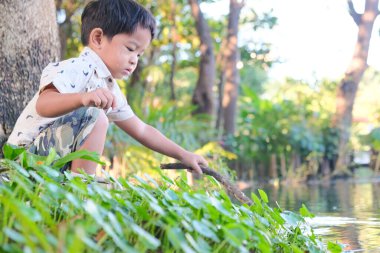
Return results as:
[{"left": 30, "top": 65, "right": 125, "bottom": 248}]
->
[{"left": 0, "top": 145, "right": 342, "bottom": 252}]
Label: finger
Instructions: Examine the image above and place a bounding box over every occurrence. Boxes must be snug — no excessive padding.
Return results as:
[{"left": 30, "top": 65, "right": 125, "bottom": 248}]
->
[
  {"left": 100, "top": 89, "right": 115, "bottom": 110},
  {"left": 111, "top": 93, "right": 117, "bottom": 109},
  {"left": 96, "top": 92, "right": 108, "bottom": 109},
  {"left": 200, "top": 157, "right": 208, "bottom": 167},
  {"left": 193, "top": 164, "right": 203, "bottom": 175},
  {"left": 92, "top": 95, "right": 102, "bottom": 107},
  {"left": 103, "top": 92, "right": 113, "bottom": 110}
]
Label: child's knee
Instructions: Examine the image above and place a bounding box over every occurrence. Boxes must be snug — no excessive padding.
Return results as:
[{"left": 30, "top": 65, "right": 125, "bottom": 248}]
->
[{"left": 94, "top": 109, "right": 109, "bottom": 131}]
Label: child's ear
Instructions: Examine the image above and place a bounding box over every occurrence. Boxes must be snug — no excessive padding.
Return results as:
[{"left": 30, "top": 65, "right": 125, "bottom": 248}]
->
[{"left": 89, "top": 28, "right": 104, "bottom": 48}]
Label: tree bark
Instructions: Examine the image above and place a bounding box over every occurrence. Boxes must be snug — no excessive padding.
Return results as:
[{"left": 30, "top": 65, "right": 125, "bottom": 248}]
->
[
  {"left": 188, "top": 0, "right": 215, "bottom": 115},
  {"left": 280, "top": 153, "right": 287, "bottom": 179},
  {"left": 333, "top": 0, "right": 379, "bottom": 176},
  {"left": 222, "top": 0, "right": 244, "bottom": 136},
  {"left": 0, "top": 0, "right": 60, "bottom": 153},
  {"left": 168, "top": 0, "right": 178, "bottom": 100},
  {"left": 269, "top": 154, "right": 278, "bottom": 179},
  {"left": 215, "top": 38, "right": 227, "bottom": 135}
]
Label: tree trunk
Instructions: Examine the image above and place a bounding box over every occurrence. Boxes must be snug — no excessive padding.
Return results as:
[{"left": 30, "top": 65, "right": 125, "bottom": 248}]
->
[
  {"left": 333, "top": 0, "right": 379, "bottom": 176},
  {"left": 321, "top": 157, "right": 331, "bottom": 178},
  {"left": 269, "top": 154, "right": 278, "bottom": 179},
  {"left": 215, "top": 67, "right": 226, "bottom": 135},
  {"left": 0, "top": 0, "right": 60, "bottom": 153},
  {"left": 215, "top": 38, "right": 228, "bottom": 135},
  {"left": 168, "top": 0, "right": 178, "bottom": 100},
  {"left": 222, "top": 0, "right": 245, "bottom": 136},
  {"left": 280, "top": 153, "right": 287, "bottom": 179},
  {"left": 188, "top": 0, "right": 215, "bottom": 115},
  {"left": 291, "top": 152, "right": 301, "bottom": 174},
  {"left": 258, "top": 161, "right": 265, "bottom": 181}
]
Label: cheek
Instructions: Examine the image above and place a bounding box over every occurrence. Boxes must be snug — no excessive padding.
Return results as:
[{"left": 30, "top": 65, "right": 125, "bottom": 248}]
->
[{"left": 119, "top": 50, "right": 130, "bottom": 62}]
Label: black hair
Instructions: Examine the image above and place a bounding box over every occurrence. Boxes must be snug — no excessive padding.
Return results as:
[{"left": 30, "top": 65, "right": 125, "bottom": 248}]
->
[{"left": 81, "top": 0, "right": 156, "bottom": 45}]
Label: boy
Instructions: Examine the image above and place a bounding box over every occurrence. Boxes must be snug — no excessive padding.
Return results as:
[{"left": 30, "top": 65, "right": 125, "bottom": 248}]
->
[{"left": 7, "top": 0, "right": 207, "bottom": 175}]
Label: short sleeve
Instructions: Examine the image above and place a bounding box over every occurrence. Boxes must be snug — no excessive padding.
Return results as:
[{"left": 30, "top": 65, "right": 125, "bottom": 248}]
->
[
  {"left": 106, "top": 83, "right": 134, "bottom": 122},
  {"left": 39, "top": 59, "right": 92, "bottom": 93},
  {"left": 107, "top": 98, "right": 135, "bottom": 122}
]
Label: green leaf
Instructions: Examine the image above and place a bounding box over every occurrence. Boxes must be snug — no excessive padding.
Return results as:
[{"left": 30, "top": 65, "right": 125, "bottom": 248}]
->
[
  {"left": 183, "top": 193, "right": 203, "bottom": 209},
  {"left": 7, "top": 160, "right": 30, "bottom": 177},
  {"left": 184, "top": 233, "right": 210, "bottom": 252},
  {"left": 65, "top": 192, "right": 81, "bottom": 209},
  {"left": 134, "top": 175, "right": 149, "bottom": 187},
  {"left": 144, "top": 173, "right": 159, "bottom": 188},
  {"left": 68, "top": 227, "right": 86, "bottom": 253},
  {"left": 29, "top": 170, "right": 44, "bottom": 184},
  {"left": 167, "top": 226, "right": 185, "bottom": 248},
  {"left": 191, "top": 220, "right": 219, "bottom": 242},
  {"left": 209, "top": 196, "right": 231, "bottom": 216},
  {"left": 175, "top": 178, "right": 191, "bottom": 191},
  {"left": 251, "top": 193, "right": 263, "bottom": 208},
  {"left": 167, "top": 227, "right": 195, "bottom": 253},
  {"left": 131, "top": 224, "right": 160, "bottom": 249},
  {"left": 2, "top": 143, "right": 25, "bottom": 160},
  {"left": 150, "top": 202, "right": 166, "bottom": 215},
  {"left": 327, "top": 241, "right": 343, "bottom": 253},
  {"left": 205, "top": 174, "right": 220, "bottom": 187},
  {"left": 269, "top": 208, "right": 285, "bottom": 225},
  {"left": 291, "top": 244, "right": 304, "bottom": 253},
  {"left": 258, "top": 189, "right": 269, "bottom": 203},
  {"left": 4, "top": 228, "right": 26, "bottom": 243},
  {"left": 223, "top": 223, "right": 248, "bottom": 247},
  {"left": 40, "top": 165, "right": 61, "bottom": 178},
  {"left": 164, "top": 189, "right": 179, "bottom": 201},
  {"left": 158, "top": 172, "right": 175, "bottom": 185},
  {"left": 53, "top": 150, "right": 105, "bottom": 169},
  {"left": 299, "top": 204, "right": 315, "bottom": 218},
  {"left": 281, "top": 211, "right": 303, "bottom": 227},
  {"left": 44, "top": 148, "right": 58, "bottom": 166}
]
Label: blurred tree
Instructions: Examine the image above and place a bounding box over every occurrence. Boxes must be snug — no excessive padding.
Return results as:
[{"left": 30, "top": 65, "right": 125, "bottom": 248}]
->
[
  {"left": 333, "top": 0, "right": 379, "bottom": 177},
  {"left": 216, "top": 6, "right": 277, "bottom": 136},
  {"left": 221, "top": 0, "right": 245, "bottom": 137},
  {"left": 0, "top": 0, "right": 60, "bottom": 154},
  {"left": 168, "top": 0, "right": 179, "bottom": 100},
  {"left": 188, "top": 0, "right": 216, "bottom": 115},
  {"left": 55, "top": 0, "right": 88, "bottom": 58}
]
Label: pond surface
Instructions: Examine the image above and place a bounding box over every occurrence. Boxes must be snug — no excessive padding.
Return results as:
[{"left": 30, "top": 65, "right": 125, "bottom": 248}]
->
[{"left": 250, "top": 178, "right": 380, "bottom": 252}]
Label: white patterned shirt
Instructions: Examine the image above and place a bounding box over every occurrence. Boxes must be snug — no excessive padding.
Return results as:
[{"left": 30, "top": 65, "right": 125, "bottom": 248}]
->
[{"left": 8, "top": 47, "right": 134, "bottom": 146}]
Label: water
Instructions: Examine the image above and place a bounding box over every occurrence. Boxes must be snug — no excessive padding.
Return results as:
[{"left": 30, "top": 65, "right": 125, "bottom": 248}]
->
[{"left": 250, "top": 178, "right": 380, "bottom": 252}]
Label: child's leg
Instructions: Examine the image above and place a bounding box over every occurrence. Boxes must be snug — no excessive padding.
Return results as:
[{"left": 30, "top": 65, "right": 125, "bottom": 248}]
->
[
  {"left": 28, "top": 107, "right": 108, "bottom": 174},
  {"left": 71, "top": 110, "right": 108, "bottom": 174}
]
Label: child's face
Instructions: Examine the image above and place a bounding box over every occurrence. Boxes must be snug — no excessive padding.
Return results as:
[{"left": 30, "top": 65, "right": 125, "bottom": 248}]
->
[{"left": 98, "top": 26, "right": 151, "bottom": 79}]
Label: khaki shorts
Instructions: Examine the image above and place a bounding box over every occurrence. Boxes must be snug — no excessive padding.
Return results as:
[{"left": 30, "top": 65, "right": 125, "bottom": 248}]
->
[{"left": 28, "top": 107, "right": 99, "bottom": 172}]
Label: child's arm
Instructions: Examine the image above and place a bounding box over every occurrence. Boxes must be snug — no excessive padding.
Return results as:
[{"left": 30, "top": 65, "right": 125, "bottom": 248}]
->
[
  {"left": 36, "top": 85, "right": 116, "bottom": 117},
  {"left": 115, "top": 116, "right": 208, "bottom": 174}
]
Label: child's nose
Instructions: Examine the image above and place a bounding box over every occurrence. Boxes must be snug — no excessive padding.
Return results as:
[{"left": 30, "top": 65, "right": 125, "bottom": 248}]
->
[{"left": 129, "top": 55, "right": 138, "bottom": 65}]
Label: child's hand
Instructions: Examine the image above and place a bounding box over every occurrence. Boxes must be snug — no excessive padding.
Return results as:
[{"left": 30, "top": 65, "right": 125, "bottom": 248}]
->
[
  {"left": 81, "top": 88, "right": 116, "bottom": 110},
  {"left": 180, "top": 151, "right": 208, "bottom": 175}
]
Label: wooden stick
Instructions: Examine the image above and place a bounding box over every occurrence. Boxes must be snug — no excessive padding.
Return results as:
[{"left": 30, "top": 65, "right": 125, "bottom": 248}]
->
[{"left": 160, "top": 163, "right": 252, "bottom": 206}]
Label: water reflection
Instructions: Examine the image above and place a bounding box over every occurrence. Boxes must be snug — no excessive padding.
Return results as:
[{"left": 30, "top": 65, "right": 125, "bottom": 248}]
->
[{"left": 249, "top": 179, "right": 380, "bottom": 251}]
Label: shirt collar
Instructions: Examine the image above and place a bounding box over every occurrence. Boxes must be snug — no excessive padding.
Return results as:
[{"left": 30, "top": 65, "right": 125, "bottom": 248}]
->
[{"left": 80, "top": 47, "right": 112, "bottom": 79}]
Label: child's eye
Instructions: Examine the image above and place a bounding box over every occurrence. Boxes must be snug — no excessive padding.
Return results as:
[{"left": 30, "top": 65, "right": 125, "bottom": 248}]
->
[{"left": 126, "top": 47, "right": 134, "bottom": 52}]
